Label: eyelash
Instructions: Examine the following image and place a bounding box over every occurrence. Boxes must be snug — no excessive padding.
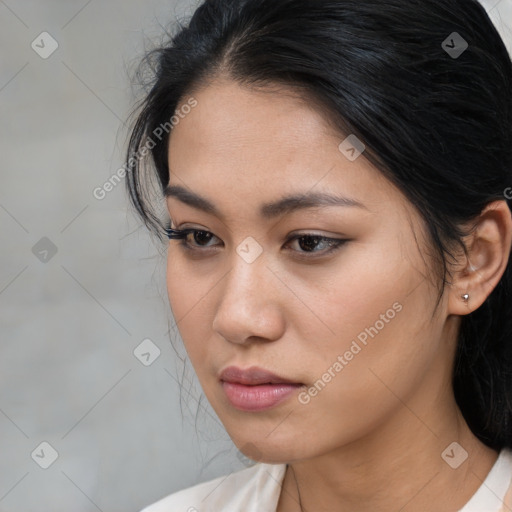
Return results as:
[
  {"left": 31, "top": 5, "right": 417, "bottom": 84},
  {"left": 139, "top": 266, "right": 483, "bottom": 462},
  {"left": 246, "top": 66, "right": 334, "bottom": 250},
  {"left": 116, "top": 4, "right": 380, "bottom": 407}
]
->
[{"left": 164, "top": 222, "right": 348, "bottom": 259}]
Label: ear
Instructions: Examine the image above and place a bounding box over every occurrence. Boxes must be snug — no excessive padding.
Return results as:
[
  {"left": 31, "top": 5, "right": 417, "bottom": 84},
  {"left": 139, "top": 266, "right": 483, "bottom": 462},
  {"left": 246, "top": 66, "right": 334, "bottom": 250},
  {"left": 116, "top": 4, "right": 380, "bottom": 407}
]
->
[{"left": 448, "top": 200, "right": 512, "bottom": 315}]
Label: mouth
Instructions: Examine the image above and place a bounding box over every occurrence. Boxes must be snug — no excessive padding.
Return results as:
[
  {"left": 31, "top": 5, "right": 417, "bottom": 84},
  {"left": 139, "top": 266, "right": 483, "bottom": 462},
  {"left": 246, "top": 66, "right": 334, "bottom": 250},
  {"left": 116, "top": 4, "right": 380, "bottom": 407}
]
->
[{"left": 219, "top": 365, "right": 303, "bottom": 411}]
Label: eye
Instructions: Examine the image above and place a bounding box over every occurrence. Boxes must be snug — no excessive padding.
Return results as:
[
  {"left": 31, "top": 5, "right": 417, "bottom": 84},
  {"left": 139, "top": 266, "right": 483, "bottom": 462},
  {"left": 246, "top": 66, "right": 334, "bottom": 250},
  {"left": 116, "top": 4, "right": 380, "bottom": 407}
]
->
[
  {"left": 165, "top": 223, "right": 348, "bottom": 258},
  {"left": 167, "top": 227, "right": 219, "bottom": 247},
  {"left": 287, "top": 234, "right": 347, "bottom": 256}
]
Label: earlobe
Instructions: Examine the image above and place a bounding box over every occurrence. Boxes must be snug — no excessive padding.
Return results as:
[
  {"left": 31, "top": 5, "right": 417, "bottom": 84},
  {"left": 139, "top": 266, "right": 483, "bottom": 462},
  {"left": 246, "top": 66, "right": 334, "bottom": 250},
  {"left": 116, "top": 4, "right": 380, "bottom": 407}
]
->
[{"left": 448, "top": 200, "right": 512, "bottom": 316}]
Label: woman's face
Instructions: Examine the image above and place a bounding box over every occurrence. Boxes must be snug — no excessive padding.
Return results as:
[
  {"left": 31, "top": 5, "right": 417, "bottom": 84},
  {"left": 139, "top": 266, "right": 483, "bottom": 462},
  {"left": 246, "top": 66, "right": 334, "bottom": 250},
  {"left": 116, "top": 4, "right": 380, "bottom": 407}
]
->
[{"left": 165, "top": 78, "right": 457, "bottom": 463}]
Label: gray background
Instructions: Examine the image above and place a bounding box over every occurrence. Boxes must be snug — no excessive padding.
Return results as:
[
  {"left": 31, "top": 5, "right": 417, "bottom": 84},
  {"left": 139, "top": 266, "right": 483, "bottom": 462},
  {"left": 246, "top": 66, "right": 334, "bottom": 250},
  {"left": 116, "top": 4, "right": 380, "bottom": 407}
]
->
[{"left": 0, "top": 1, "right": 511, "bottom": 511}]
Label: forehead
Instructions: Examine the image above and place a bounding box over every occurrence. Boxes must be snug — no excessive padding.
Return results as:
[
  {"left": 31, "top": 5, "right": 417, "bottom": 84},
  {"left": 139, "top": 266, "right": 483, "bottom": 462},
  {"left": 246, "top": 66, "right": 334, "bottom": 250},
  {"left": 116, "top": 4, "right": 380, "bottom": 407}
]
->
[
  {"left": 166, "top": 79, "right": 407, "bottom": 220},
  {"left": 169, "top": 78, "right": 340, "bottom": 156}
]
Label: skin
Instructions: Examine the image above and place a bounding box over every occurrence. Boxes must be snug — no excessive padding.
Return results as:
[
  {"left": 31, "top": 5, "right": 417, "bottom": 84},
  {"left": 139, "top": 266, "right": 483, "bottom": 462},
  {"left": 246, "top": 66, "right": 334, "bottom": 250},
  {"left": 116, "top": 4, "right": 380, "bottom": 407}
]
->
[{"left": 164, "top": 76, "right": 512, "bottom": 512}]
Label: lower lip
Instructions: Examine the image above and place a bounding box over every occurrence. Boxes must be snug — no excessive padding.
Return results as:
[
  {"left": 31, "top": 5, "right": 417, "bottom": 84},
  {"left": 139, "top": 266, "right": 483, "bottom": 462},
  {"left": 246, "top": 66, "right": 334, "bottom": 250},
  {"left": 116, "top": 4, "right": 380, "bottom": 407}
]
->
[{"left": 221, "top": 381, "right": 302, "bottom": 411}]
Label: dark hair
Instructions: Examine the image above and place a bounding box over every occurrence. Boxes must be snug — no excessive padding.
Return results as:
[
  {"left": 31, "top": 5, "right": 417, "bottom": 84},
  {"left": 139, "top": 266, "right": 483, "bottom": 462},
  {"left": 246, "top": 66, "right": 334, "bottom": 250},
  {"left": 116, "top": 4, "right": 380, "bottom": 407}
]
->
[{"left": 125, "top": 0, "right": 512, "bottom": 450}]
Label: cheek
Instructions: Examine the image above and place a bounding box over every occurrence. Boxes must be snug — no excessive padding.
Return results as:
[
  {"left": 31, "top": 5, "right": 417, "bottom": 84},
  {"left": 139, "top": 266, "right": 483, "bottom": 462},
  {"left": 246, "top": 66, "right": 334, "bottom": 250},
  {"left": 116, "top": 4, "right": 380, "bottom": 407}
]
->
[
  {"left": 166, "top": 251, "right": 197, "bottom": 348},
  {"left": 166, "top": 250, "right": 215, "bottom": 361},
  {"left": 289, "top": 239, "right": 439, "bottom": 405},
  {"left": 284, "top": 236, "right": 423, "bottom": 358},
  {"left": 166, "top": 250, "right": 183, "bottom": 319}
]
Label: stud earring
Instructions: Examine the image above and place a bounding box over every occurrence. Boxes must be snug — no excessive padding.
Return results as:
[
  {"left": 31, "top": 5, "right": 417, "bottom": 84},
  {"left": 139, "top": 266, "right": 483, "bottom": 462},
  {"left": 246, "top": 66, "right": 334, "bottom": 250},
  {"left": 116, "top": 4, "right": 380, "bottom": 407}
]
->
[{"left": 461, "top": 293, "right": 469, "bottom": 302}]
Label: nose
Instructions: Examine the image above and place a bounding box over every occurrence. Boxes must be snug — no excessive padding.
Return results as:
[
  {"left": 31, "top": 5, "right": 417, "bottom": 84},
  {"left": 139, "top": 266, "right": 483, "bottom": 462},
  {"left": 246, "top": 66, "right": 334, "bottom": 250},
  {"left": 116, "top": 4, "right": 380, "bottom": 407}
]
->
[{"left": 212, "top": 253, "right": 286, "bottom": 345}]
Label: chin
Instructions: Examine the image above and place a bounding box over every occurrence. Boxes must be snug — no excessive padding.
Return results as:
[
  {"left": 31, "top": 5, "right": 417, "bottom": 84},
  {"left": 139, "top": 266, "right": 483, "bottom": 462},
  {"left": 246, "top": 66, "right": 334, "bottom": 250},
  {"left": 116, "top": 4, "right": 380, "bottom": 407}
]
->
[{"left": 231, "top": 432, "right": 312, "bottom": 465}]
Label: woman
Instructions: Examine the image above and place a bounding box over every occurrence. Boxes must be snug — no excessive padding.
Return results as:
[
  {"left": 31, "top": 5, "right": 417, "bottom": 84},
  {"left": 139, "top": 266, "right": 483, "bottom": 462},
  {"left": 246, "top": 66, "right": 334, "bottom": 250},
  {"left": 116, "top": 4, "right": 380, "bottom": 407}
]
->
[{"left": 125, "top": 0, "right": 512, "bottom": 510}]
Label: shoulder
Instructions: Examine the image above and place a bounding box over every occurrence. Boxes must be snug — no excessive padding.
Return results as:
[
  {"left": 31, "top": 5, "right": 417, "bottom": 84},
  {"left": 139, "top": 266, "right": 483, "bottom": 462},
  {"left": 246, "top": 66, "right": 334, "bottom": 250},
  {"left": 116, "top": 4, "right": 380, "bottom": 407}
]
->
[
  {"left": 460, "top": 447, "right": 512, "bottom": 512},
  {"left": 498, "top": 449, "right": 512, "bottom": 512},
  {"left": 139, "top": 462, "right": 287, "bottom": 512}
]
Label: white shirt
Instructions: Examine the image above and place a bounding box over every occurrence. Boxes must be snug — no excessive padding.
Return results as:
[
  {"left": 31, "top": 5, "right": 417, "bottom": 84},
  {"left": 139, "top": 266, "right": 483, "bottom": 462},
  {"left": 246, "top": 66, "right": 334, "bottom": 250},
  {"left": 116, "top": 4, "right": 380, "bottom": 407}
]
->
[{"left": 141, "top": 448, "right": 512, "bottom": 512}]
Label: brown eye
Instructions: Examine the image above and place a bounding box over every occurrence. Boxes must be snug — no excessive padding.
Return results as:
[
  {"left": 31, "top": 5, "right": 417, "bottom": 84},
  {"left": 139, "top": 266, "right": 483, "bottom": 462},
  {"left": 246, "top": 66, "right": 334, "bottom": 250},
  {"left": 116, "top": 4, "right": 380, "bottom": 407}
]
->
[
  {"left": 287, "top": 234, "right": 347, "bottom": 256},
  {"left": 190, "top": 230, "right": 215, "bottom": 246}
]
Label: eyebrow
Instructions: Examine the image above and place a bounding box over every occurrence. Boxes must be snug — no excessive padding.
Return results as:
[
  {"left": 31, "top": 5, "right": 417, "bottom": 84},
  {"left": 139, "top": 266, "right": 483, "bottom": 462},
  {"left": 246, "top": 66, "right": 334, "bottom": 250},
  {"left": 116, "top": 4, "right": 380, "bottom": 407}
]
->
[{"left": 164, "top": 184, "right": 367, "bottom": 220}]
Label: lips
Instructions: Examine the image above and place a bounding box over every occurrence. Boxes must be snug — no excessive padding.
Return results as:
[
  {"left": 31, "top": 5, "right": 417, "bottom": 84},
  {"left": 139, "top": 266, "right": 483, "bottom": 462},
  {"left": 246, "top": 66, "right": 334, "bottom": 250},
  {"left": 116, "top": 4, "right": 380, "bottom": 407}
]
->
[
  {"left": 219, "top": 366, "right": 303, "bottom": 411},
  {"left": 219, "top": 365, "right": 300, "bottom": 386}
]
